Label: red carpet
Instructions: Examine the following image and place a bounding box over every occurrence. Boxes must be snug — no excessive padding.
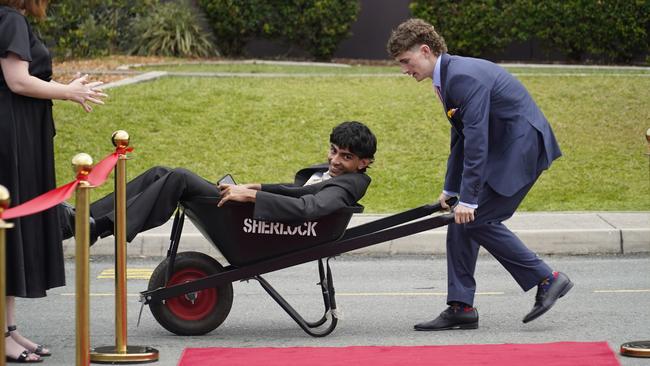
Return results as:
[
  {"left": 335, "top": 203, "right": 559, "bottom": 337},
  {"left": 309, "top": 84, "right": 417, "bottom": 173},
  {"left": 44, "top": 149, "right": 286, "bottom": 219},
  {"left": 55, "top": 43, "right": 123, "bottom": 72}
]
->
[{"left": 178, "top": 342, "right": 620, "bottom": 366}]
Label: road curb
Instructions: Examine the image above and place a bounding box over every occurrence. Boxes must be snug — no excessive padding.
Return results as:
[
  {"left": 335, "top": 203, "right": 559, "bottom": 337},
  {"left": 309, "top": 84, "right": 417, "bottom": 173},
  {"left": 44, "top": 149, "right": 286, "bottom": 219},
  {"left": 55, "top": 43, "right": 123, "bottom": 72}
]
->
[{"left": 64, "top": 212, "right": 650, "bottom": 260}]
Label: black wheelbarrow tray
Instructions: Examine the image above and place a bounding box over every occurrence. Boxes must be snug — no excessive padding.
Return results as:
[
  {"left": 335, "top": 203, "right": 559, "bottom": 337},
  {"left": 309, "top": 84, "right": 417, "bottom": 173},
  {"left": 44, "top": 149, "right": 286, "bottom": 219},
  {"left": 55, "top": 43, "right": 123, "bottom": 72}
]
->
[{"left": 140, "top": 196, "right": 456, "bottom": 337}]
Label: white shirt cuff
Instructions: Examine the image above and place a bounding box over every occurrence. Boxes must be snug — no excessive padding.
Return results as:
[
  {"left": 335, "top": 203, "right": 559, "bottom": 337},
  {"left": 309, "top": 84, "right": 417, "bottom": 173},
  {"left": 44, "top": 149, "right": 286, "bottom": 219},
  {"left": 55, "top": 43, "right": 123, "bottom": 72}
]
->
[{"left": 459, "top": 201, "right": 478, "bottom": 209}]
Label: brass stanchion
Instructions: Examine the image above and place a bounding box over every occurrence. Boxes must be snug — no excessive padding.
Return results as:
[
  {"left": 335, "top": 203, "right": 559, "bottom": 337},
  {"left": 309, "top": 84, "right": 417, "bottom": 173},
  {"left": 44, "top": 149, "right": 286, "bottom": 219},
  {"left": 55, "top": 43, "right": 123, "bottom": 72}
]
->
[
  {"left": 620, "top": 341, "right": 650, "bottom": 358},
  {"left": 90, "top": 131, "right": 158, "bottom": 364},
  {"left": 620, "top": 128, "right": 650, "bottom": 358},
  {"left": 0, "top": 185, "right": 13, "bottom": 366},
  {"left": 73, "top": 153, "right": 94, "bottom": 366}
]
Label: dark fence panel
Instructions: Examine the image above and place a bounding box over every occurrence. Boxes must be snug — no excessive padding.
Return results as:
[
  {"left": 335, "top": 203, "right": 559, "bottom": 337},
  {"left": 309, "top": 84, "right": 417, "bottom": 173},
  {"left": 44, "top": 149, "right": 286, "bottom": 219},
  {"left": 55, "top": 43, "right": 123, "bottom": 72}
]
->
[{"left": 333, "top": 0, "right": 411, "bottom": 60}]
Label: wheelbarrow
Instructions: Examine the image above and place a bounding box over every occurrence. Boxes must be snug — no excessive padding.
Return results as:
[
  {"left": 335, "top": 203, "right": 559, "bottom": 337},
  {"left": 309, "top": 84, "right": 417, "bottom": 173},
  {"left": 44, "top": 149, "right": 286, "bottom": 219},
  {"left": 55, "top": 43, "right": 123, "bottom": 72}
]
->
[{"left": 140, "top": 197, "right": 455, "bottom": 337}]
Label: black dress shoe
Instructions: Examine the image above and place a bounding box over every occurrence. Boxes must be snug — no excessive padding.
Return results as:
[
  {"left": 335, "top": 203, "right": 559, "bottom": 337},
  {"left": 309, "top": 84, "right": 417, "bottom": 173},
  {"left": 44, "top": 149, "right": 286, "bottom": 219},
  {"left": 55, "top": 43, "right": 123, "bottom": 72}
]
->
[
  {"left": 523, "top": 271, "right": 573, "bottom": 323},
  {"left": 58, "top": 202, "right": 75, "bottom": 240},
  {"left": 414, "top": 305, "right": 479, "bottom": 331},
  {"left": 88, "top": 218, "right": 99, "bottom": 246},
  {"left": 58, "top": 202, "right": 98, "bottom": 246}
]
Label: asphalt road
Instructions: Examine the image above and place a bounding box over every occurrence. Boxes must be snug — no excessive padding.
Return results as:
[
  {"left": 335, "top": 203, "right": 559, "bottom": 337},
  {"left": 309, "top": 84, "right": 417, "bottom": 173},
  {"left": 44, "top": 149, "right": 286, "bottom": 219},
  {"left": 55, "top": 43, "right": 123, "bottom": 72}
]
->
[{"left": 15, "top": 253, "right": 650, "bottom": 365}]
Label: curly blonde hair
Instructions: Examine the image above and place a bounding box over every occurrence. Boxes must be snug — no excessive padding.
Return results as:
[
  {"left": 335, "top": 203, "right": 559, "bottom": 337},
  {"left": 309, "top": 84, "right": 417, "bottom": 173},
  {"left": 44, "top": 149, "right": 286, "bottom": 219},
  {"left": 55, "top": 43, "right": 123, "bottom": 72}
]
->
[{"left": 387, "top": 18, "right": 447, "bottom": 58}]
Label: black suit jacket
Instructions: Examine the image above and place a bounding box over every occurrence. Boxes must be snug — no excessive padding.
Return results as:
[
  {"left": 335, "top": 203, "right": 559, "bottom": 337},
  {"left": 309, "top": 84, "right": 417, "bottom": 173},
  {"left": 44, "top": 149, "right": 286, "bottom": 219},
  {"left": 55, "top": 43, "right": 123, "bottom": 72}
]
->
[{"left": 253, "top": 163, "right": 371, "bottom": 222}]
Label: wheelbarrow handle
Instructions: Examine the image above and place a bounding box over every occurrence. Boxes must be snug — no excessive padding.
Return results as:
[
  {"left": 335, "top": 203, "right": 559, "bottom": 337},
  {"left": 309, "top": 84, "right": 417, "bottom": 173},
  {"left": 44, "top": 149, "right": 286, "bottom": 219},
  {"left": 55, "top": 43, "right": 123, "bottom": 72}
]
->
[
  {"left": 445, "top": 196, "right": 459, "bottom": 207},
  {"left": 425, "top": 196, "right": 458, "bottom": 212}
]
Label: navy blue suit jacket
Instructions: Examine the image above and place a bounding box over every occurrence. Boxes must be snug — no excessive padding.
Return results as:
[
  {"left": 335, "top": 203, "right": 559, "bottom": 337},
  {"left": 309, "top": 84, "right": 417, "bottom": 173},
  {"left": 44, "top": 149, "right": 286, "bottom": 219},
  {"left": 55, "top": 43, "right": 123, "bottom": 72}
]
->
[{"left": 439, "top": 54, "right": 561, "bottom": 204}]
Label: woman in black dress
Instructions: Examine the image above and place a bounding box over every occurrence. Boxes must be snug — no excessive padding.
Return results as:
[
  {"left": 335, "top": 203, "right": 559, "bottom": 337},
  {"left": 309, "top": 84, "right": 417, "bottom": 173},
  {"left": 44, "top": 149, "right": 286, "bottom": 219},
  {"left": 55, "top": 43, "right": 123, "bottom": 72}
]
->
[{"left": 0, "top": 0, "right": 107, "bottom": 362}]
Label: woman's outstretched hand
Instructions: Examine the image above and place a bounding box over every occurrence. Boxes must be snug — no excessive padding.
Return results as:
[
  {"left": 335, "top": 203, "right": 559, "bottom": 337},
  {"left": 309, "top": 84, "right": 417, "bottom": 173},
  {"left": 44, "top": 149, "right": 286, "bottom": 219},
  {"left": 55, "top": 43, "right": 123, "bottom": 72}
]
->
[{"left": 67, "top": 73, "right": 108, "bottom": 112}]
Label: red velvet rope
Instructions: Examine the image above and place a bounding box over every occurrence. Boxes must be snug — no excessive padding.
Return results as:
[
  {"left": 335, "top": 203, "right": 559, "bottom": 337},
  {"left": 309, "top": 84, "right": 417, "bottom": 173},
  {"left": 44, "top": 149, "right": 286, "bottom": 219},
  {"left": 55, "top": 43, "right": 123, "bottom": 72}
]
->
[
  {"left": 1, "top": 146, "right": 134, "bottom": 220},
  {"left": 1, "top": 181, "right": 79, "bottom": 220}
]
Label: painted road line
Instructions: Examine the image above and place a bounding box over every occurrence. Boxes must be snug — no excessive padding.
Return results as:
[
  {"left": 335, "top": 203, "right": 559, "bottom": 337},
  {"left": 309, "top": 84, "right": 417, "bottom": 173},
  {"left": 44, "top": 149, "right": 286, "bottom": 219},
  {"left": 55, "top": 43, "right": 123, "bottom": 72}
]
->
[
  {"left": 60, "top": 289, "right": 650, "bottom": 297},
  {"left": 98, "top": 268, "right": 153, "bottom": 280},
  {"left": 593, "top": 289, "right": 650, "bottom": 293},
  {"left": 513, "top": 73, "right": 650, "bottom": 77},
  {"left": 62, "top": 293, "right": 140, "bottom": 297},
  {"left": 64, "top": 291, "right": 504, "bottom": 298},
  {"left": 337, "top": 292, "right": 504, "bottom": 297}
]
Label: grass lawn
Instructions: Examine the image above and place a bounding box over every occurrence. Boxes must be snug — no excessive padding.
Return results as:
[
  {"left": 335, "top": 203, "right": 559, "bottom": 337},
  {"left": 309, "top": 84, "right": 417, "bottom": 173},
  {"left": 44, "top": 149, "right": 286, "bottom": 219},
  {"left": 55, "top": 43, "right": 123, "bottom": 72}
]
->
[
  {"left": 136, "top": 62, "right": 650, "bottom": 76},
  {"left": 51, "top": 69, "right": 650, "bottom": 212},
  {"left": 138, "top": 63, "right": 398, "bottom": 74}
]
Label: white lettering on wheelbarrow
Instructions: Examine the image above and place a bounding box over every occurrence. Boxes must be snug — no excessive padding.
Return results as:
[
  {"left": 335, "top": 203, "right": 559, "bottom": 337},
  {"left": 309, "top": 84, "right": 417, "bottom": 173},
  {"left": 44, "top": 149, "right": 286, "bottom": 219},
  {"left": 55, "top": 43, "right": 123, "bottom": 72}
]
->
[{"left": 242, "top": 219, "right": 318, "bottom": 237}]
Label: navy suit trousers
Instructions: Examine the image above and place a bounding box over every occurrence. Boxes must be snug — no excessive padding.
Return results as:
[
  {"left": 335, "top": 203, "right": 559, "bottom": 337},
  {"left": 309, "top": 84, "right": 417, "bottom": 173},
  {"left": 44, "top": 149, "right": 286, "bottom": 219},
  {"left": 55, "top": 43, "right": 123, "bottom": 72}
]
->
[{"left": 446, "top": 179, "right": 553, "bottom": 306}]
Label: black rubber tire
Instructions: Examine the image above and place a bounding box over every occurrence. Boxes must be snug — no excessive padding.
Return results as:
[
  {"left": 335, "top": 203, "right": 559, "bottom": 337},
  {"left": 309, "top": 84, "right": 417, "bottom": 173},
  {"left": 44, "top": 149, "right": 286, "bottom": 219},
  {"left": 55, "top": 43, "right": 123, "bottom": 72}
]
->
[{"left": 148, "top": 251, "right": 233, "bottom": 335}]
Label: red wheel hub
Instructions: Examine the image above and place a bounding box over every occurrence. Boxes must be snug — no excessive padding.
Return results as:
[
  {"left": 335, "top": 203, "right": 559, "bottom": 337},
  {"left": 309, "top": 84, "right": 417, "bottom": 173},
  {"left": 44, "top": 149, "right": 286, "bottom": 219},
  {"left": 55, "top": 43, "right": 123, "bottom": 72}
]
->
[{"left": 166, "top": 268, "right": 218, "bottom": 321}]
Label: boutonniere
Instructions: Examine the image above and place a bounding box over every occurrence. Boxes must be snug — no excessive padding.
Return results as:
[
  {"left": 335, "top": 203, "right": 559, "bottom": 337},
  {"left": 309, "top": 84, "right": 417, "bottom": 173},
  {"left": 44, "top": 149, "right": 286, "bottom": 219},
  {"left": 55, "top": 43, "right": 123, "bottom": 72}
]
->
[{"left": 447, "top": 108, "right": 458, "bottom": 119}]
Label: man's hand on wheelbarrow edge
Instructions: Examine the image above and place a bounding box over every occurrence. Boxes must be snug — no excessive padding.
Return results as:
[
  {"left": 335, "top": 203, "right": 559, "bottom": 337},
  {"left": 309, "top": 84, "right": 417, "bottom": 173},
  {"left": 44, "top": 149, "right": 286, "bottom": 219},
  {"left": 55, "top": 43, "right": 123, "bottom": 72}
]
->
[
  {"left": 438, "top": 192, "right": 475, "bottom": 225},
  {"left": 453, "top": 204, "right": 475, "bottom": 224},
  {"left": 217, "top": 183, "right": 258, "bottom": 207}
]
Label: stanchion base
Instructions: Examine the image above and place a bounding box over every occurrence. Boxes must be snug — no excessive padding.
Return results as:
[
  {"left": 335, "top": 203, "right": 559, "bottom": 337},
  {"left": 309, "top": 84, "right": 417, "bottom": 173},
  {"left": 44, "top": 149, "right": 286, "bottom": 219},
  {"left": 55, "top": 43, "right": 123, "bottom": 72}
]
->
[
  {"left": 620, "top": 340, "right": 650, "bottom": 358},
  {"left": 90, "top": 345, "right": 159, "bottom": 364}
]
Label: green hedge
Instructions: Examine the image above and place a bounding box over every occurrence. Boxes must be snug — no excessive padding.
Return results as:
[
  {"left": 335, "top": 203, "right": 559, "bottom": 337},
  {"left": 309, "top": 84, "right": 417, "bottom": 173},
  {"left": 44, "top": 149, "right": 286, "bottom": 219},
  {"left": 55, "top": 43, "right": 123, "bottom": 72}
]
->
[
  {"left": 411, "top": 0, "right": 650, "bottom": 63},
  {"left": 528, "top": 0, "right": 650, "bottom": 63},
  {"left": 35, "top": 0, "right": 156, "bottom": 58},
  {"left": 410, "top": 0, "right": 525, "bottom": 58},
  {"left": 197, "top": 0, "right": 273, "bottom": 57},
  {"left": 38, "top": 0, "right": 647, "bottom": 63},
  {"left": 35, "top": 0, "right": 215, "bottom": 59},
  {"left": 198, "top": 0, "right": 359, "bottom": 60},
  {"left": 272, "top": 0, "right": 360, "bottom": 61}
]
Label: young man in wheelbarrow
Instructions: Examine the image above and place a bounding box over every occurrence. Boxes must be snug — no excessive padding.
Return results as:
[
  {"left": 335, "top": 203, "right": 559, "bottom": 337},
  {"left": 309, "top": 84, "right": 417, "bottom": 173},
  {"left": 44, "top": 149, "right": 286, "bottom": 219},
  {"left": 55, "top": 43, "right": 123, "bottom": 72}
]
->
[{"left": 59, "top": 121, "right": 377, "bottom": 245}]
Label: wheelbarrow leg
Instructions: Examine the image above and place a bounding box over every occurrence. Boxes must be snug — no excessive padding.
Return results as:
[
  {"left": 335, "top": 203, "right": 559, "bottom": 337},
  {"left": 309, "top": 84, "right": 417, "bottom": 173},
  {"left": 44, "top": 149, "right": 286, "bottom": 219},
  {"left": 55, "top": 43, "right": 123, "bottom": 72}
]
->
[
  {"left": 253, "top": 258, "right": 339, "bottom": 337},
  {"left": 165, "top": 206, "right": 185, "bottom": 284},
  {"left": 307, "top": 258, "right": 337, "bottom": 328}
]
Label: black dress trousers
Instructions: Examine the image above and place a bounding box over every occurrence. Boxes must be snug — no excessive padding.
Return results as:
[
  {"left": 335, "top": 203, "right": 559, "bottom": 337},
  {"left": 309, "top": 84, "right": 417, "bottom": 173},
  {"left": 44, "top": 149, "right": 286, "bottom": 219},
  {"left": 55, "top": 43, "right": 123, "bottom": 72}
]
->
[{"left": 90, "top": 166, "right": 220, "bottom": 242}]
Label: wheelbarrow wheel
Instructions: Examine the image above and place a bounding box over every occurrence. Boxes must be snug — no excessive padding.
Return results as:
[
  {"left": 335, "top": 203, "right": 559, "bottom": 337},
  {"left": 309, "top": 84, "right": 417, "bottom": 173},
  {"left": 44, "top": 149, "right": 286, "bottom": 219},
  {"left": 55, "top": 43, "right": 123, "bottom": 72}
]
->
[{"left": 148, "top": 251, "right": 233, "bottom": 335}]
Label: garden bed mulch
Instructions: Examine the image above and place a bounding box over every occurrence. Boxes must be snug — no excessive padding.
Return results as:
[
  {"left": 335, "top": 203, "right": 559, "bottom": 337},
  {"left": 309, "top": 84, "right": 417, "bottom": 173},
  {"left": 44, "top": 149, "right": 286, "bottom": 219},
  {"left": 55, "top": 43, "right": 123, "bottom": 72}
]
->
[
  {"left": 52, "top": 56, "right": 397, "bottom": 85},
  {"left": 52, "top": 56, "right": 178, "bottom": 84}
]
